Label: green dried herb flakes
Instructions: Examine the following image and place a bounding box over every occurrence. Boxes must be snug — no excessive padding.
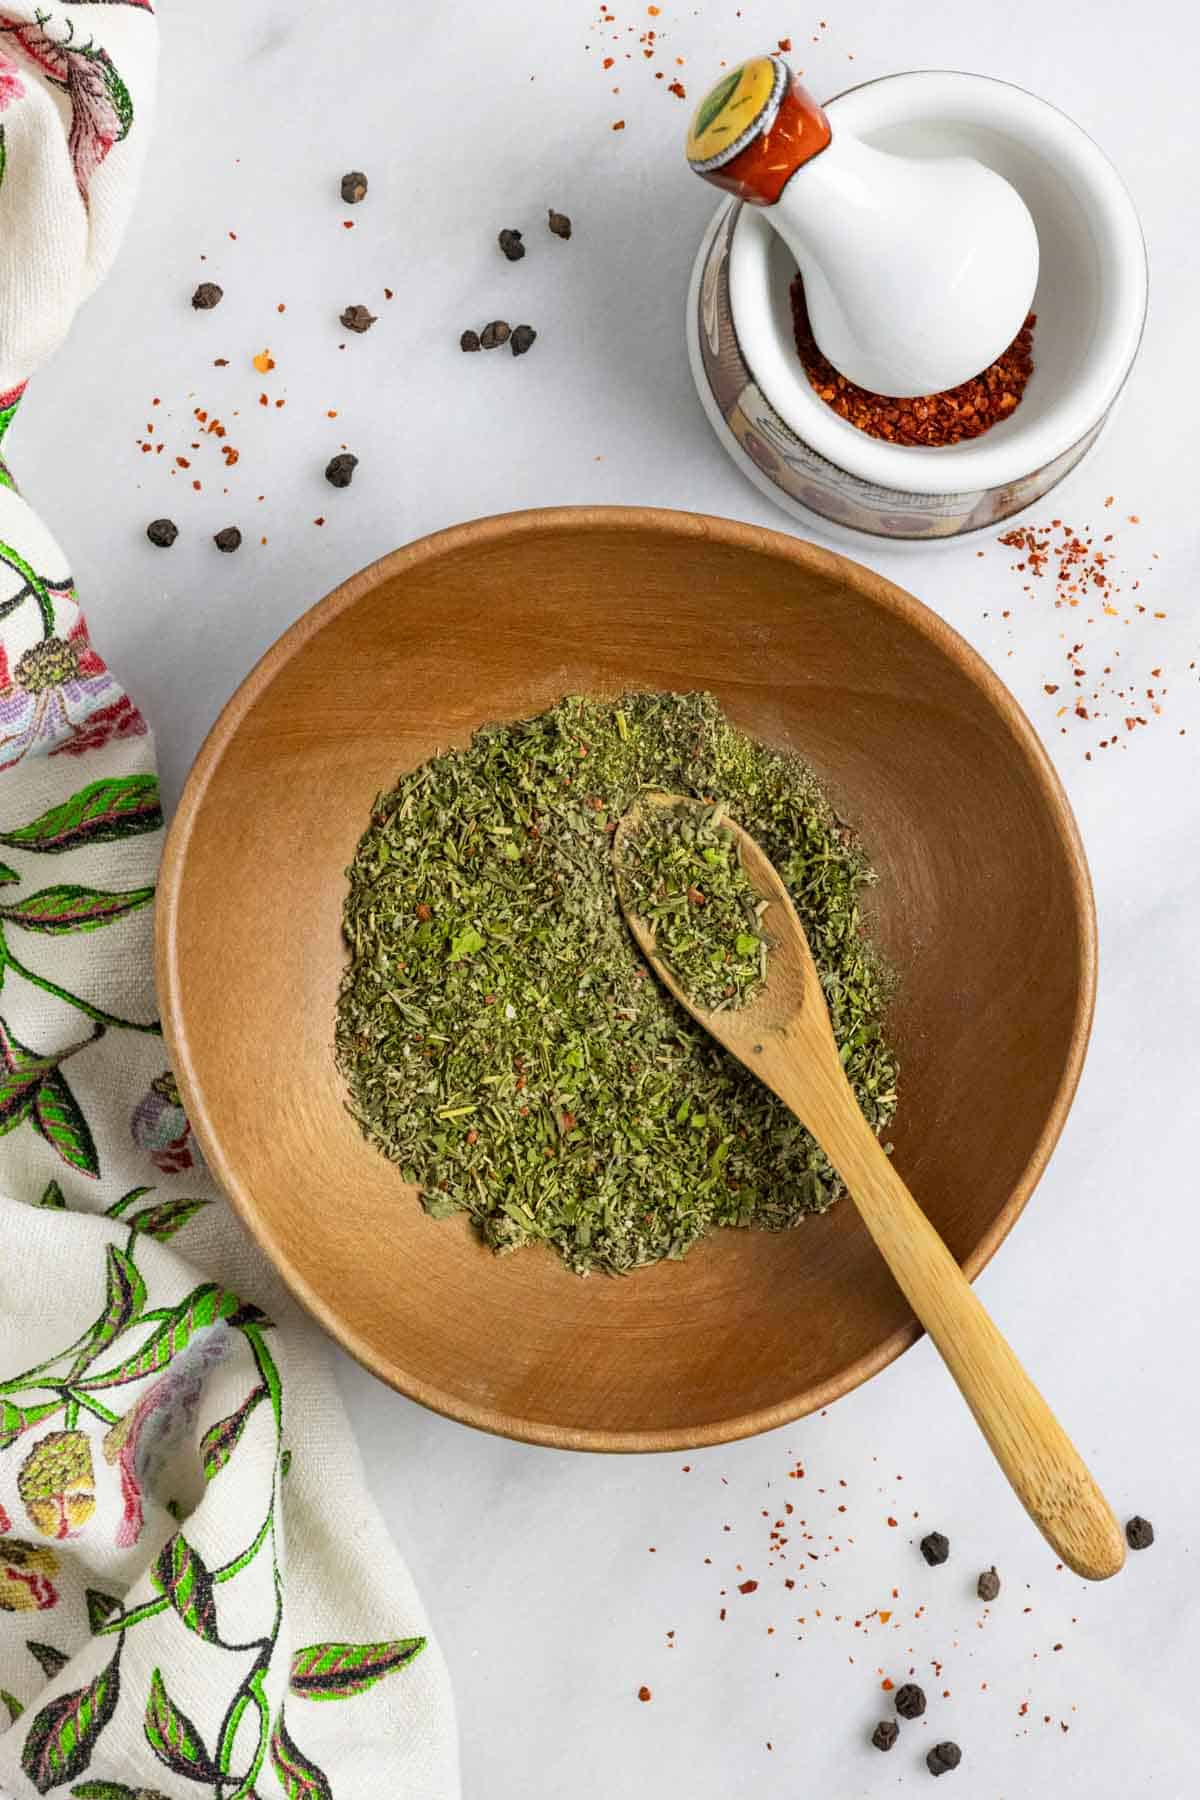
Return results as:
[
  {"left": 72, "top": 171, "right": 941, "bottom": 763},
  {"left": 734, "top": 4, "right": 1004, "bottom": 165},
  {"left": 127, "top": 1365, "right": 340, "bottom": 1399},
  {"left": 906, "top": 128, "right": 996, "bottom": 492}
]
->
[
  {"left": 618, "top": 800, "right": 768, "bottom": 1012},
  {"left": 336, "top": 691, "right": 897, "bottom": 1276}
]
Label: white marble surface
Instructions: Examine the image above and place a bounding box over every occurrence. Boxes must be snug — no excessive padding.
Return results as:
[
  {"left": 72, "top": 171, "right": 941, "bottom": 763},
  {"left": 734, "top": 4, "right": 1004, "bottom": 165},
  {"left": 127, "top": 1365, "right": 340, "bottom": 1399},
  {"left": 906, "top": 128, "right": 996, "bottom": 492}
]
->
[{"left": 11, "top": 1, "right": 1199, "bottom": 1794}]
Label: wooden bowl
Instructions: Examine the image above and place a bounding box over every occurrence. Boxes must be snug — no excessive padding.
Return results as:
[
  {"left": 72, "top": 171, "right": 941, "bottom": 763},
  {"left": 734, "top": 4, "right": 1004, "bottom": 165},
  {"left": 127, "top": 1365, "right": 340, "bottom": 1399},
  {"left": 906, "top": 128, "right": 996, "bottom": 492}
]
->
[{"left": 158, "top": 507, "right": 1095, "bottom": 1451}]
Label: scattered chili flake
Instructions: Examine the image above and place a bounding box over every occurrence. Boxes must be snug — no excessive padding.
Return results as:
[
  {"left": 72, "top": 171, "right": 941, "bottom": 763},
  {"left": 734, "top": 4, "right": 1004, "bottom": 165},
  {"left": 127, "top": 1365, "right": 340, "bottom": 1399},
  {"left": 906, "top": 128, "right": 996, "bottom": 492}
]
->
[
  {"left": 737, "top": 1579, "right": 758, "bottom": 1595},
  {"left": 637, "top": 1685, "right": 651, "bottom": 1702},
  {"left": 252, "top": 350, "right": 275, "bottom": 373},
  {"left": 313, "top": 517, "right": 326, "bottom": 527},
  {"left": 778, "top": 36, "right": 792, "bottom": 50},
  {"left": 258, "top": 394, "right": 269, "bottom": 407},
  {"left": 612, "top": 119, "right": 625, "bottom": 130},
  {"left": 881, "top": 1678, "right": 895, "bottom": 1692},
  {"left": 222, "top": 446, "right": 239, "bottom": 467},
  {"left": 886, "top": 1517, "right": 898, "bottom": 1528},
  {"left": 667, "top": 80, "right": 686, "bottom": 98},
  {"left": 792, "top": 274, "right": 1035, "bottom": 445},
  {"left": 214, "top": 357, "right": 229, "bottom": 367}
]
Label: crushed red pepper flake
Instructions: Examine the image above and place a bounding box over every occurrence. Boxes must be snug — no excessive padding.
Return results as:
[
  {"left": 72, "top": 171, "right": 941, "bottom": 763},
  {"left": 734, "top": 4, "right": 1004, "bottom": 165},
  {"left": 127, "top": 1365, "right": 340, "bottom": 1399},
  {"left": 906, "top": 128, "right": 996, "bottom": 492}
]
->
[{"left": 793, "top": 276, "right": 1035, "bottom": 444}]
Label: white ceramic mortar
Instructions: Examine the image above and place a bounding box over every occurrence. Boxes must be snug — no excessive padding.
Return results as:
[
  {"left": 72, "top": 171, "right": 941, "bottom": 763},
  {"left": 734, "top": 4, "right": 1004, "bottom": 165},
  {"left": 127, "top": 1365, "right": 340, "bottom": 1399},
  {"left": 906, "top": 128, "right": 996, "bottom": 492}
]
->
[{"left": 687, "top": 72, "right": 1148, "bottom": 541}]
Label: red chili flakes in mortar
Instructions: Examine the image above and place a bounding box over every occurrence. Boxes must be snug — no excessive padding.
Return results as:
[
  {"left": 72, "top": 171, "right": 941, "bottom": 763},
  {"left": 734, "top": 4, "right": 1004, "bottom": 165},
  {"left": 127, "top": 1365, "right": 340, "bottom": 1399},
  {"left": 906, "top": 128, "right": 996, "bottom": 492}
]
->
[{"left": 791, "top": 274, "right": 1035, "bottom": 445}]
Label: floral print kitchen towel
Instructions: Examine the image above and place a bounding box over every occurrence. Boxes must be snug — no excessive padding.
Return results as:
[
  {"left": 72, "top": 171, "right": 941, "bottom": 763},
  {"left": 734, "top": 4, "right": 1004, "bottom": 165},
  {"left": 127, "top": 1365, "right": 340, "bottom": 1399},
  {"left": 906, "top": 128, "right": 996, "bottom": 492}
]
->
[{"left": 0, "top": 5, "right": 459, "bottom": 1797}]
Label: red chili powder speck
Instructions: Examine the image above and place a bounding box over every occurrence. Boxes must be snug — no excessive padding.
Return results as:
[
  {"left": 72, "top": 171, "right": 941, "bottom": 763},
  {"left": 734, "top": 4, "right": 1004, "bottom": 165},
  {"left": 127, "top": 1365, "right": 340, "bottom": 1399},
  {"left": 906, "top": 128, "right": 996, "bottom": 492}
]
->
[
  {"left": 612, "top": 119, "right": 625, "bottom": 130},
  {"left": 637, "top": 1685, "right": 652, "bottom": 1702}
]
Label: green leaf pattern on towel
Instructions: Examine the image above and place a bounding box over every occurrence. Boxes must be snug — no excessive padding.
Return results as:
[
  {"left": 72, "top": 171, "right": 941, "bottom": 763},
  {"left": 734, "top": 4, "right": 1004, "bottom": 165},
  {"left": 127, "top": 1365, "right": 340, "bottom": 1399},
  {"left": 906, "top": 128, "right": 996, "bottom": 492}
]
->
[{"left": 0, "top": 11, "right": 434, "bottom": 1794}]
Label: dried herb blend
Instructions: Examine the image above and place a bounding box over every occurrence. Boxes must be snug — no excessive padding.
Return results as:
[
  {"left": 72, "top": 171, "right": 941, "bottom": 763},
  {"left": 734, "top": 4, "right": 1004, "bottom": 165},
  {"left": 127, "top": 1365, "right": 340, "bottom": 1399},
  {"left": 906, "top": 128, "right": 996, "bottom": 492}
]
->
[
  {"left": 617, "top": 799, "right": 768, "bottom": 1011},
  {"left": 336, "top": 692, "right": 896, "bottom": 1276}
]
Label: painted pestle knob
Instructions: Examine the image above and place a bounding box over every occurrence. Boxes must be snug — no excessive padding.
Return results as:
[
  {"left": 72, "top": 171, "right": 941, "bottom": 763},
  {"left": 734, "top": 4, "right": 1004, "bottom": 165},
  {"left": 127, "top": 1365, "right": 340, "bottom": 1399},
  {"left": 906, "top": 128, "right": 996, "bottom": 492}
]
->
[{"left": 686, "top": 56, "right": 1039, "bottom": 399}]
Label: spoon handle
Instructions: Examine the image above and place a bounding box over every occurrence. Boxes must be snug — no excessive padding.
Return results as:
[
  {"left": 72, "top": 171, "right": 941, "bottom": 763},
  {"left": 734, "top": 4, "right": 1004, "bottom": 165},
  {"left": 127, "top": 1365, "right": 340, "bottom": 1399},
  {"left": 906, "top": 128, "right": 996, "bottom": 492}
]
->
[{"left": 797, "top": 1063, "right": 1125, "bottom": 1581}]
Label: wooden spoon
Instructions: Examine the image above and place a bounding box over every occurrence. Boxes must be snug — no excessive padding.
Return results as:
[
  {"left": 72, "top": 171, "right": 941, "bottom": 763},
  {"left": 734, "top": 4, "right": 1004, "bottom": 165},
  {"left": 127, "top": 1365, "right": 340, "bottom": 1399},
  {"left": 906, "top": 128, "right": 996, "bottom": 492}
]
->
[{"left": 614, "top": 794, "right": 1125, "bottom": 1581}]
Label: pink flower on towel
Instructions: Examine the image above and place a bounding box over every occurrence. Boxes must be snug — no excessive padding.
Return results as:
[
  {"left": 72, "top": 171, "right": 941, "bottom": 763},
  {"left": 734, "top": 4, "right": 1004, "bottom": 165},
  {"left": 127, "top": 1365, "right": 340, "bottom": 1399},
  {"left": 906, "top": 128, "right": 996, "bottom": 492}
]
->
[
  {"left": 0, "top": 615, "right": 146, "bottom": 771},
  {"left": 0, "top": 56, "right": 25, "bottom": 111}
]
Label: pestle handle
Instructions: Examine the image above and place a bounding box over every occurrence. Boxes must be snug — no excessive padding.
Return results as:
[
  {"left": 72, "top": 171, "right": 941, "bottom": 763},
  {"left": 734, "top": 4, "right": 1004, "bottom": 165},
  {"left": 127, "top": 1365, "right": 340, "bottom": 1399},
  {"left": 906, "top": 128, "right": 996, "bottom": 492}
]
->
[{"left": 686, "top": 56, "right": 831, "bottom": 205}]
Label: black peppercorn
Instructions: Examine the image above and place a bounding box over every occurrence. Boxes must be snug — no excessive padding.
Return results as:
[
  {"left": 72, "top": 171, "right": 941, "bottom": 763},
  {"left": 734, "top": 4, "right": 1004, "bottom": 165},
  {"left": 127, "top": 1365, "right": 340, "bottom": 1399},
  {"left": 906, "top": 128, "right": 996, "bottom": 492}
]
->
[
  {"left": 146, "top": 518, "right": 178, "bottom": 548},
  {"left": 871, "top": 1720, "right": 899, "bottom": 1752},
  {"left": 340, "top": 305, "right": 376, "bottom": 334},
  {"left": 977, "top": 1566, "right": 1001, "bottom": 1601},
  {"left": 480, "top": 321, "right": 511, "bottom": 350},
  {"left": 894, "top": 1684, "right": 926, "bottom": 1720},
  {"left": 1125, "top": 1516, "right": 1154, "bottom": 1550},
  {"left": 548, "top": 209, "right": 572, "bottom": 239},
  {"left": 341, "top": 170, "right": 368, "bottom": 204},
  {"left": 460, "top": 329, "right": 481, "bottom": 352},
  {"left": 920, "top": 1531, "right": 950, "bottom": 1566},
  {"left": 510, "top": 324, "right": 537, "bottom": 357},
  {"left": 213, "top": 527, "right": 242, "bottom": 553},
  {"left": 498, "top": 228, "right": 525, "bottom": 262},
  {"left": 927, "top": 1742, "right": 962, "bottom": 1777},
  {"left": 191, "top": 283, "right": 223, "bottom": 310},
  {"left": 325, "top": 453, "right": 358, "bottom": 490}
]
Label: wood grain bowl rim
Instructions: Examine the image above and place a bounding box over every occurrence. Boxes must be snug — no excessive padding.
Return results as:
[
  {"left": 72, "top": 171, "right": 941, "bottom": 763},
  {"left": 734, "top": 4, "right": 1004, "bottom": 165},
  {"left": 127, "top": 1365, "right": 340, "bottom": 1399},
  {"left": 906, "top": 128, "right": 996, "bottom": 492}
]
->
[{"left": 156, "top": 506, "right": 1098, "bottom": 1452}]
